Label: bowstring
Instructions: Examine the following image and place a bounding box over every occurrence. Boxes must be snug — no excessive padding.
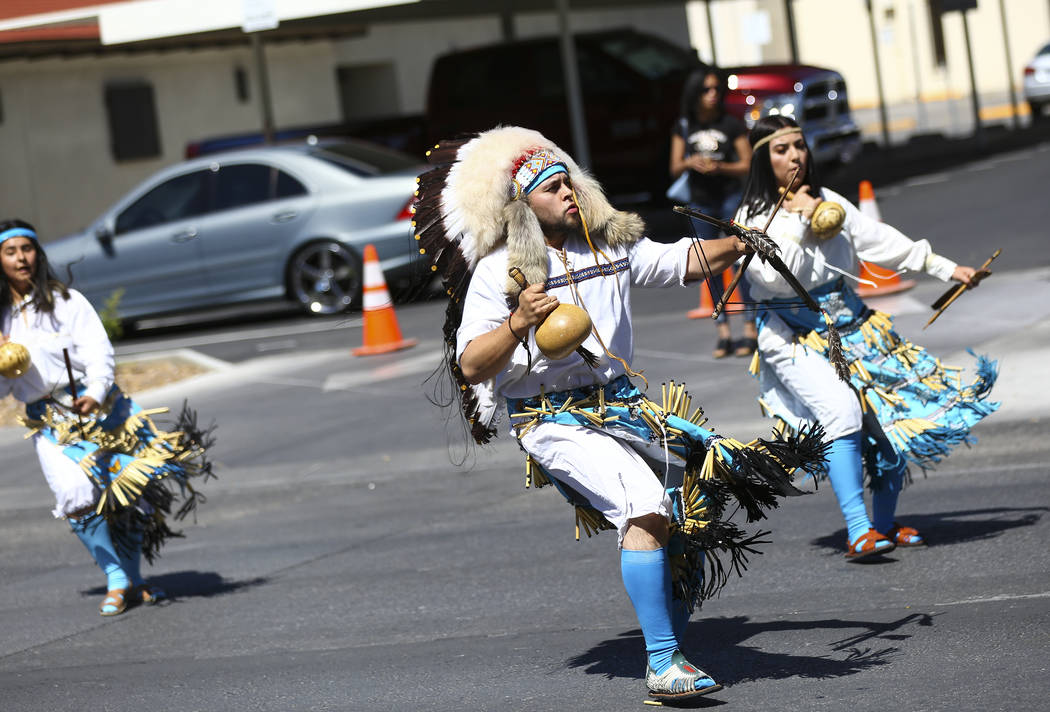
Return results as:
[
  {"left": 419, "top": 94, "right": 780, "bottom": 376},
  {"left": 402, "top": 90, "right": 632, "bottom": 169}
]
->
[{"left": 683, "top": 214, "right": 809, "bottom": 313}]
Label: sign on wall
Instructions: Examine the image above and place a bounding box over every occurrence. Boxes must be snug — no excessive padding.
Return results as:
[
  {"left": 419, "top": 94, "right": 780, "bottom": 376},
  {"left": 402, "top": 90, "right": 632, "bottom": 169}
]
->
[{"left": 243, "top": 0, "right": 279, "bottom": 32}]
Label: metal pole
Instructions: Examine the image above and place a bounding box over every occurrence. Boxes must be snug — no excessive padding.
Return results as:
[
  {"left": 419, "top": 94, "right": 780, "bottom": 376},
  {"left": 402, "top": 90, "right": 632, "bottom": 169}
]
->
[
  {"left": 997, "top": 0, "right": 1020, "bottom": 129},
  {"left": 960, "top": 9, "right": 982, "bottom": 135},
  {"left": 865, "top": 0, "right": 891, "bottom": 147},
  {"left": 705, "top": 0, "right": 718, "bottom": 65},
  {"left": 499, "top": 0, "right": 514, "bottom": 41},
  {"left": 250, "top": 32, "right": 276, "bottom": 144},
  {"left": 783, "top": 0, "right": 799, "bottom": 63},
  {"left": 907, "top": 0, "right": 927, "bottom": 132},
  {"left": 555, "top": 0, "right": 590, "bottom": 167}
]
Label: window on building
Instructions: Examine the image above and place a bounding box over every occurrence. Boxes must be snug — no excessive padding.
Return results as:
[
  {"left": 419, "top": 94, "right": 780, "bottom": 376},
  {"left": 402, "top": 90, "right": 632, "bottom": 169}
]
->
[
  {"left": 234, "top": 66, "right": 250, "bottom": 103},
  {"left": 104, "top": 81, "right": 162, "bottom": 161}
]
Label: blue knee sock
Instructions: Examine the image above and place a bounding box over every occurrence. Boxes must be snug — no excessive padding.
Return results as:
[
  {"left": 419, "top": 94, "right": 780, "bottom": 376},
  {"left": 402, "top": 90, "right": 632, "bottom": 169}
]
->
[
  {"left": 826, "top": 432, "right": 872, "bottom": 544},
  {"left": 116, "top": 524, "right": 146, "bottom": 587},
  {"left": 70, "top": 514, "right": 130, "bottom": 591},
  {"left": 621, "top": 548, "right": 678, "bottom": 674},
  {"left": 672, "top": 599, "right": 690, "bottom": 646},
  {"left": 872, "top": 454, "right": 907, "bottom": 534}
]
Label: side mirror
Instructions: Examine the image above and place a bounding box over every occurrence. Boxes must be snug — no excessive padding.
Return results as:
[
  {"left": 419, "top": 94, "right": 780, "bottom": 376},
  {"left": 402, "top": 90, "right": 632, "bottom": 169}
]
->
[{"left": 95, "top": 223, "right": 115, "bottom": 256}]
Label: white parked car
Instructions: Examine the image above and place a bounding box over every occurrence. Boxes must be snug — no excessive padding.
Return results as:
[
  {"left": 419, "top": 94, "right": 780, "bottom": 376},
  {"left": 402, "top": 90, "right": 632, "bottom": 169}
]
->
[{"left": 1024, "top": 41, "right": 1050, "bottom": 122}]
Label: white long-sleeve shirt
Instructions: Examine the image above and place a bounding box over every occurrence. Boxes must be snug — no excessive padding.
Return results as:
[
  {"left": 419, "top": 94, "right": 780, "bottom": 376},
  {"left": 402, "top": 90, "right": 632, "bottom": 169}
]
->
[
  {"left": 1, "top": 289, "right": 114, "bottom": 405},
  {"left": 457, "top": 235, "right": 692, "bottom": 402},
  {"left": 735, "top": 187, "right": 957, "bottom": 301}
]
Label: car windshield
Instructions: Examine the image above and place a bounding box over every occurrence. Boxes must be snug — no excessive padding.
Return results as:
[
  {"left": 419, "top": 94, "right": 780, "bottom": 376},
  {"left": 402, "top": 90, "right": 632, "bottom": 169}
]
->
[
  {"left": 594, "top": 34, "right": 693, "bottom": 80},
  {"left": 308, "top": 141, "right": 420, "bottom": 177},
  {"left": 1041, "top": 42, "right": 1050, "bottom": 56}
]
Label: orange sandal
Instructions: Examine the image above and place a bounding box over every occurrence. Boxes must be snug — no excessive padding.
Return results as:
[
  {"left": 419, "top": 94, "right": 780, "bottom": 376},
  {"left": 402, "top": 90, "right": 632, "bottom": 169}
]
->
[
  {"left": 885, "top": 523, "right": 925, "bottom": 547},
  {"left": 135, "top": 584, "right": 168, "bottom": 605},
  {"left": 99, "top": 588, "right": 128, "bottom": 617},
  {"left": 845, "top": 529, "right": 896, "bottom": 559}
]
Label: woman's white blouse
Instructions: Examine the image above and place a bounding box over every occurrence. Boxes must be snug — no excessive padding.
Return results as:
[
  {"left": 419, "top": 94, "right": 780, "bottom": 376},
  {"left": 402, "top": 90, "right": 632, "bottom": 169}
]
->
[
  {"left": 734, "top": 187, "right": 957, "bottom": 301},
  {"left": 1, "top": 289, "right": 114, "bottom": 404}
]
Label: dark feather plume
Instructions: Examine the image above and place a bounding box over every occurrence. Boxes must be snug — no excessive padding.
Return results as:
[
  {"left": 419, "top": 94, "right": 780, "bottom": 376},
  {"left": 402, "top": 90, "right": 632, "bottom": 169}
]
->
[{"left": 415, "top": 133, "right": 497, "bottom": 445}]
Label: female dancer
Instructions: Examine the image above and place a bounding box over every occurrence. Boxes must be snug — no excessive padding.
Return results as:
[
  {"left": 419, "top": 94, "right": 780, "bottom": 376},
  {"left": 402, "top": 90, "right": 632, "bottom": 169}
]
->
[
  {"left": 1, "top": 219, "right": 213, "bottom": 614},
  {"left": 735, "top": 117, "right": 998, "bottom": 558}
]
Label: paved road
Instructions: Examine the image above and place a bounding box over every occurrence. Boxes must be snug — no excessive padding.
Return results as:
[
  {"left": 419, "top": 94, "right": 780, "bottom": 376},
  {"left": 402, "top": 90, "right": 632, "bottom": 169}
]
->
[{"left": 0, "top": 148, "right": 1047, "bottom": 711}]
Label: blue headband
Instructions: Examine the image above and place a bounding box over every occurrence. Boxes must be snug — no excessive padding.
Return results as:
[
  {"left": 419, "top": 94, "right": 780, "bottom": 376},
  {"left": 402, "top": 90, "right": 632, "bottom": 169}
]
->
[
  {"left": 523, "top": 164, "right": 568, "bottom": 196},
  {"left": 511, "top": 148, "right": 569, "bottom": 200},
  {"left": 0, "top": 227, "right": 37, "bottom": 244}
]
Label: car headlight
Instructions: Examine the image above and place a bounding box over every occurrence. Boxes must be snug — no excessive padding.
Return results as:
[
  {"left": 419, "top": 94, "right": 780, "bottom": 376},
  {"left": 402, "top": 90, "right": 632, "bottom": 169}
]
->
[{"left": 763, "top": 94, "right": 798, "bottom": 119}]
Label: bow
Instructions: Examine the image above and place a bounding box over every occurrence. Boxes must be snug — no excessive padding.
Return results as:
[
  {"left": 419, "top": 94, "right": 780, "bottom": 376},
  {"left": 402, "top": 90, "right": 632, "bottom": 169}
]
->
[
  {"left": 671, "top": 167, "right": 852, "bottom": 383},
  {"left": 923, "top": 248, "right": 1000, "bottom": 329},
  {"left": 674, "top": 206, "right": 821, "bottom": 316},
  {"left": 674, "top": 166, "right": 819, "bottom": 316}
]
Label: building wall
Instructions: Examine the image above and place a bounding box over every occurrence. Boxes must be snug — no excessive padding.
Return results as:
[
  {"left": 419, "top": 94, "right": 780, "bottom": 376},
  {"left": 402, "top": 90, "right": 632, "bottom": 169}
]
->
[
  {"left": 0, "top": 41, "right": 340, "bottom": 239},
  {"left": 685, "top": 0, "right": 1050, "bottom": 108}
]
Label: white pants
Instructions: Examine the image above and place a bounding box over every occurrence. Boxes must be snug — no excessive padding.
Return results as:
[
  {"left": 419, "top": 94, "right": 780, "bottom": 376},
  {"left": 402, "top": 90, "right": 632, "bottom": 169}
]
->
[
  {"left": 33, "top": 434, "right": 98, "bottom": 518},
  {"left": 519, "top": 420, "right": 674, "bottom": 546},
  {"left": 758, "top": 314, "right": 863, "bottom": 442}
]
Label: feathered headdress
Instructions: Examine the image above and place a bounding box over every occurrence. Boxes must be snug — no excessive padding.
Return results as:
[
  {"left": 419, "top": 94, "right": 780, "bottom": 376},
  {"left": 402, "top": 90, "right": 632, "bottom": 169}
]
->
[{"left": 414, "top": 126, "right": 645, "bottom": 444}]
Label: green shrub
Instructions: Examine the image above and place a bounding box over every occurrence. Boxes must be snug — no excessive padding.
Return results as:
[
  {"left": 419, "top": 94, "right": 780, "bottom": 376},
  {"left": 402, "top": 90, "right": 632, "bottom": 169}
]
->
[{"left": 99, "top": 288, "right": 125, "bottom": 342}]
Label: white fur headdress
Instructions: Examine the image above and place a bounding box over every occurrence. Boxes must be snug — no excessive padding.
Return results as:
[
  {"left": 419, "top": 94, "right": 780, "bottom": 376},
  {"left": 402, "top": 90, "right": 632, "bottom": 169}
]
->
[{"left": 414, "top": 125, "right": 645, "bottom": 444}]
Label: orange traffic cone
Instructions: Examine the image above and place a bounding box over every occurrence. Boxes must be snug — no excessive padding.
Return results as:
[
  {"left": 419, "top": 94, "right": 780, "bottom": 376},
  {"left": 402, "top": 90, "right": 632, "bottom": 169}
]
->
[
  {"left": 855, "top": 180, "right": 916, "bottom": 297},
  {"left": 687, "top": 268, "right": 732, "bottom": 319},
  {"left": 352, "top": 244, "right": 417, "bottom": 356}
]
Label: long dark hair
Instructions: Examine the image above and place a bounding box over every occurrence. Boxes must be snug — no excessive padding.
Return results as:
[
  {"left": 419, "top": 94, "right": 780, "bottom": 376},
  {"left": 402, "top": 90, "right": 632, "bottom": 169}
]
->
[
  {"left": 0, "top": 218, "right": 69, "bottom": 316},
  {"left": 738, "top": 116, "right": 822, "bottom": 223},
  {"left": 679, "top": 65, "right": 726, "bottom": 123}
]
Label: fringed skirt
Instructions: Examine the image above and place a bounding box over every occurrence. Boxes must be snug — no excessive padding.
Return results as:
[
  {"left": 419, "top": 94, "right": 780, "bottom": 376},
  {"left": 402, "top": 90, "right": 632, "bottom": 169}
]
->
[
  {"left": 23, "top": 384, "right": 215, "bottom": 561},
  {"left": 753, "top": 280, "right": 998, "bottom": 482},
  {"left": 507, "top": 374, "right": 828, "bottom": 612}
]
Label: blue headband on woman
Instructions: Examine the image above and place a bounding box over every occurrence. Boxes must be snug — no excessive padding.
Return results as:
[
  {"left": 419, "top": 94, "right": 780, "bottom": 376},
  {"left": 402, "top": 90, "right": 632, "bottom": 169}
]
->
[{"left": 0, "top": 227, "right": 37, "bottom": 244}]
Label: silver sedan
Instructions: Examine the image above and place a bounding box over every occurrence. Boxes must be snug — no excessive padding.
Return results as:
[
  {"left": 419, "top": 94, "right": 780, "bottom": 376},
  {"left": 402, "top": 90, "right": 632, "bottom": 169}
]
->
[{"left": 46, "top": 139, "right": 426, "bottom": 321}]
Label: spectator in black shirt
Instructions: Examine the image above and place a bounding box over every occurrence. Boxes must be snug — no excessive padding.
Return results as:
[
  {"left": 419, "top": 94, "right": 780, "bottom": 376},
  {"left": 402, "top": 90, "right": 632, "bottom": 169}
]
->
[{"left": 669, "top": 68, "right": 757, "bottom": 358}]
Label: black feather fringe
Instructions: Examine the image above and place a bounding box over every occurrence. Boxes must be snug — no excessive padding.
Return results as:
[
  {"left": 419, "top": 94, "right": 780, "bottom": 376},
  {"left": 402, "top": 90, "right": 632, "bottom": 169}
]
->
[{"left": 103, "top": 401, "right": 217, "bottom": 564}]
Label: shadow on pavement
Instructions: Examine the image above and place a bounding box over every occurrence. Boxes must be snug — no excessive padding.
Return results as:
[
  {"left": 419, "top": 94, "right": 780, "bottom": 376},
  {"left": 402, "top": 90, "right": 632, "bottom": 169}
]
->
[
  {"left": 82, "top": 571, "right": 269, "bottom": 601},
  {"left": 808, "top": 505, "right": 1047, "bottom": 554},
  {"left": 566, "top": 612, "right": 934, "bottom": 685}
]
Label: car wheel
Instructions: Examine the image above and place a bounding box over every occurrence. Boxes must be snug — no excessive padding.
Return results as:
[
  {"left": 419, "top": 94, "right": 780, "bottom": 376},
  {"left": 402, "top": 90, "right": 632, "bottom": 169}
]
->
[
  {"left": 1029, "top": 101, "right": 1047, "bottom": 123},
  {"left": 288, "top": 241, "right": 361, "bottom": 315}
]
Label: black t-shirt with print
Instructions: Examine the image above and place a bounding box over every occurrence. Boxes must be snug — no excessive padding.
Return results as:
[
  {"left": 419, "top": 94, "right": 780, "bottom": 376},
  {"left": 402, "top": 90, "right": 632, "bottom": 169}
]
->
[{"left": 676, "top": 113, "right": 746, "bottom": 208}]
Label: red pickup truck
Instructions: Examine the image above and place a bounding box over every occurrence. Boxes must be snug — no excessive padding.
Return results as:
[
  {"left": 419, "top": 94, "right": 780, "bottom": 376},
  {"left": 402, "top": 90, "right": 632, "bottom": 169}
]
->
[{"left": 723, "top": 63, "right": 862, "bottom": 165}]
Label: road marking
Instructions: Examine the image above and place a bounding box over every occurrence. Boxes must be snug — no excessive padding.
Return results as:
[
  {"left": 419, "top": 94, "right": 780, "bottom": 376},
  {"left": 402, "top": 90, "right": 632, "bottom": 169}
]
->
[
  {"left": 966, "top": 160, "right": 1000, "bottom": 173},
  {"left": 901, "top": 173, "right": 950, "bottom": 187},
  {"left": 935, "top": 592, "right": 1050, "bottom": 607},
  {"left": 116, "top": 317, "right": 362, "bottom": 355},
  {"left": 116, "top": 347, "right": 233, "bottom": 371},
  {"left": 862, "top": 293, "right": 926, "bottom": 316},
  {"left": 255, "top": 339, "right": 298, "bottom": 353},
  {"left": 322, "top": 349, "right": 443, "bottom": 391}
]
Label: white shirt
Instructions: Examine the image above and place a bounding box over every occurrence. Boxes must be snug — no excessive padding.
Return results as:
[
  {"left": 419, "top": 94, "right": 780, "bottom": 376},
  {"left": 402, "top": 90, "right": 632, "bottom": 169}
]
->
[
  {"left": 734, "top": 187, "right": 957, "bottom": 301},
  {"left": 457, "top": 235, "right": 691, "bottom": 402},
  {"left": 1, "top": 289, "right": 114, "bottom": 405}
]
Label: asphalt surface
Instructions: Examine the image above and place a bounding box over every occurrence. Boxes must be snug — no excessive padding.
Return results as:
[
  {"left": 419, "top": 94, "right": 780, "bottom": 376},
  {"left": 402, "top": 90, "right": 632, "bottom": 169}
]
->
[{"left": 0, "top": 140, "right": 1048, "bottom": 712}]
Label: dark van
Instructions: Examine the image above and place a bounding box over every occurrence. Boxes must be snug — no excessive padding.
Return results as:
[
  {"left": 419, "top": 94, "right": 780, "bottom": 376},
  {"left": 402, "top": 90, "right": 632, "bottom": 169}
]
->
[{"left": 426, "top": 28, "right": 701, "bottom": 201}]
